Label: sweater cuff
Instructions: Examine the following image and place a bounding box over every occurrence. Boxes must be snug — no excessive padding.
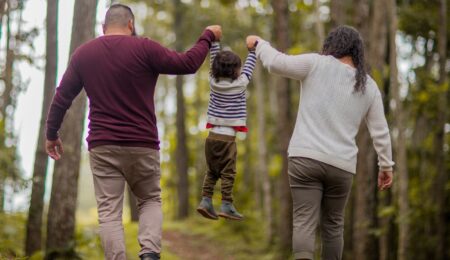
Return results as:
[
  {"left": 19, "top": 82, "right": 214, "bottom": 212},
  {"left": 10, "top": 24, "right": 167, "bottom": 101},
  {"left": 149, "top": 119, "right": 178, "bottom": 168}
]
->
[
  {"left": 255, "top": 39, "right": 269, "bottom": 57},
  {"left": 46, "top": 129, "right": 59, "bottom": 141},
  {"left": 380, "top": 166, "right": 394, "bottom": 172},
  {"left": 201, "top": 29, "right": 216, "bottom": 45}
]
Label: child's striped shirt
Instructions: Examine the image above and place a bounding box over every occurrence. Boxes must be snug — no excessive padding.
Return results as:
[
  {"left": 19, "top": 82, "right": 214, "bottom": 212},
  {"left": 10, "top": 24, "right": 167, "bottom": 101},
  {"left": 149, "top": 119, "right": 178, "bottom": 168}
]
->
[{"left": 206, "top": 42, "right": 256, "bottom": 129}]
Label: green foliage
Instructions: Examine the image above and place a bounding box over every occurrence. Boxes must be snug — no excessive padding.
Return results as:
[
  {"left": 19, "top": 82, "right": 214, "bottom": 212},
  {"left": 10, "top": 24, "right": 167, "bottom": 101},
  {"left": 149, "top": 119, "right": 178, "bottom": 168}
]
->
[{"left": 0, "top": 213, "right": 26, "bottom": 258}]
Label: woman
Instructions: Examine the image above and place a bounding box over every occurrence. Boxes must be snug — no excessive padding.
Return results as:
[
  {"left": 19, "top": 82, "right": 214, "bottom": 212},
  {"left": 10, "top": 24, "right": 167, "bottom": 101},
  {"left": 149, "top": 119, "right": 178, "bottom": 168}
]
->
[{"left": 246, "top": 26, "right": 394, "bottom": 260}]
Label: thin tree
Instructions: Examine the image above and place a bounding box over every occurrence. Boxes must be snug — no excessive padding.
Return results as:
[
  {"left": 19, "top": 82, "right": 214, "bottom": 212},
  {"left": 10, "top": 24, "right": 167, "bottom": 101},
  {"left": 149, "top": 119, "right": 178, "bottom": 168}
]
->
[
  {"left": 387, "top": 0, "right": 409, "bottom": 259},
  {"left": 254, "top": 64, "right": 273, "bottom": 242},
  {"left": 434, "top": 0, "right": 447, "bottom": 258},
  {"left": 173, "top": 0, "right": 189, "bottom": 219},
  {"left": 271, "top": 0, "right": 292, "bottom": 256},
  {"left": 329, "top": 0, "right": 345, "bottom": 27},
  {"left": 45, "top": 0, "right": 98, "bottom": 256},
  {"left": 25, "top": 0, "right": 58, "bottom": 255}
]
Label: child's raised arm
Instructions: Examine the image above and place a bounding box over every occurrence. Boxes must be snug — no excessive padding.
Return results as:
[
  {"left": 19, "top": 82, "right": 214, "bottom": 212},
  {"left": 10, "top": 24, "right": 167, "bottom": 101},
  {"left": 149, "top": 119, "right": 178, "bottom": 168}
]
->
[
  {"left": 241, "top": 50, "right": 257, "bottom": 80},
  {"left": 210, "top": 41, "right": 221, "bottom": 70}
]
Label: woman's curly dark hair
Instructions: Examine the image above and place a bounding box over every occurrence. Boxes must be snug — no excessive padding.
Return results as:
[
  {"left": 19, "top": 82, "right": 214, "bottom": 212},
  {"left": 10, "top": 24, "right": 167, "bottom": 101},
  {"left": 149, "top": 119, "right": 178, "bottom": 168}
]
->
[
  {"left": 322, "top": 25, "right": 367, "bottom": 93},
  {"left": 212, "top": 51, "right": 241, "bottom": 81}
]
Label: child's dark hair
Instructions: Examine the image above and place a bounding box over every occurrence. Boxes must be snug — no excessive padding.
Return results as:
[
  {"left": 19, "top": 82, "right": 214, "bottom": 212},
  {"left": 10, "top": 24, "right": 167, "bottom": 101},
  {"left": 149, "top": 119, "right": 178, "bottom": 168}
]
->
[
  {"left": 212, "top": 51, "right": 241, "bottom": 81},
  {"left": 322, "top": 25, "right": 367, "bottom": 93}
]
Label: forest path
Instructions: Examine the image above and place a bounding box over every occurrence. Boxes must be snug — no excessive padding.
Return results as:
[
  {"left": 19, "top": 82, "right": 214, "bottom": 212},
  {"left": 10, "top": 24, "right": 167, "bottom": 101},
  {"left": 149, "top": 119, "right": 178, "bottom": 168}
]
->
[{"left": 162, "top": 229, "right": 235, "bottom": 260}]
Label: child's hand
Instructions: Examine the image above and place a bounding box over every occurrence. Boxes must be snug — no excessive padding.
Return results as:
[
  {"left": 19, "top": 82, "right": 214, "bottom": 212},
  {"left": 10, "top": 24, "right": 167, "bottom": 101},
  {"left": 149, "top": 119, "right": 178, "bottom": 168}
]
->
[
  {"left": 206, "top": 25, "right": 222, "bottom": 41},
  {"left": 246, "top": 35, "right": 261, "bottom": 51}
]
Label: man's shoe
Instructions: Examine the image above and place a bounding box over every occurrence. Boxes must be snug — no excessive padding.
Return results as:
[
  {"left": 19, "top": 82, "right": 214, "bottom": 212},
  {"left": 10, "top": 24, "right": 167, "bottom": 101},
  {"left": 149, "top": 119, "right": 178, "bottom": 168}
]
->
[
  {"left": 196, "top": 197, "right": 219, "bottom": 220},
  {"left": 218, "top": 201, "right": 244, "bottom": 220},
  {"left": 140, "top": 252, "right": 160, "bottom": 260}
]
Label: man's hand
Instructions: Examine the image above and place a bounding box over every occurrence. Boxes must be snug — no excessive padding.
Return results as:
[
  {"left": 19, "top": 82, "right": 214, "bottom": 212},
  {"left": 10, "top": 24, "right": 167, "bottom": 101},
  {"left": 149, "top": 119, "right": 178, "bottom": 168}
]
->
[
  {"left": 378, "top": 171, "right": 393, "bottom": 191},
  {"left": 206, "top": 25, "right": 222, "bottom": 41},
  {"left": 46, "top": 138, "right": 64, "bottom": 160},
  {"left": 246, "top": 35, "right": 261, "bottom": 50}
]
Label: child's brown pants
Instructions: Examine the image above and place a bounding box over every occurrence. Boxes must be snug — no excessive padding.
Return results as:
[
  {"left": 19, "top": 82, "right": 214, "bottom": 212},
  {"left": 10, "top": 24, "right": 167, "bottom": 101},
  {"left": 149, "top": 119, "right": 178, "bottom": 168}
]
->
[{"left": 202, "top": 132, "right": 237, "bottom": 202}]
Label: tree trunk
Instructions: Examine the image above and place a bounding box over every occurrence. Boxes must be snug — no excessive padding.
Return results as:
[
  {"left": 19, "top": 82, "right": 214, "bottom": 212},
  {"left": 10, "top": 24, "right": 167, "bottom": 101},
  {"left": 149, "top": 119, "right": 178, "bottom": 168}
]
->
[
  {"left": 1, "top": 5, "right": 13, "bottom": 117},
  {"left": 434, "top": 0, "right": 447, "bottom": 258},
  {"left": 387, "top": 0, "right": 409, "bottom": 259},
  {"left": 25, "top": 0, "right": 58, "bottom": 255},
  {"left": 173, "top": 0, "right": 189, "bottom": 219},
  {"left": 0, "top": 3, "right": 13, "bottom": 213},
  {"left": 353, "top": 1, "right": 379, "bottom": 259},
  {"left": 271, "top": 0, "right": 292, "bottom": 257},
  {"left": 329, "top": 0, "right": 345, "bottom": 27},
  {"left": 45, "top": 0, "right": 98, "bottom": 256},
  {"left": 254, "top": 64, "right": 273, "bottom": 243},
  {"left": 0, "top": 0, "right": 6, "bottom": 39},
  {"left": 314, "top": 0, "right": 325, "bottom": 50}
]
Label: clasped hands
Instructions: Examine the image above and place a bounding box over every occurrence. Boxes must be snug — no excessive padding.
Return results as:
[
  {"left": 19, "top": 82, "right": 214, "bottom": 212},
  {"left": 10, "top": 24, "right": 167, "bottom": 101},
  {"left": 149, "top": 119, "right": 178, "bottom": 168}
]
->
[{"left": 206, "top": 25, "right": 261, "bottom": 51}]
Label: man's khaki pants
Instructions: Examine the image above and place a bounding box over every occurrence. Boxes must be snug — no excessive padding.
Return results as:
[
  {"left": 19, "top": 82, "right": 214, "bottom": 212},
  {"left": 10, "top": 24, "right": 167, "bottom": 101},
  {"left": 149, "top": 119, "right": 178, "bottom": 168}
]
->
[{"left": 89, "top": 145, "right": 162, "bottom": 260}]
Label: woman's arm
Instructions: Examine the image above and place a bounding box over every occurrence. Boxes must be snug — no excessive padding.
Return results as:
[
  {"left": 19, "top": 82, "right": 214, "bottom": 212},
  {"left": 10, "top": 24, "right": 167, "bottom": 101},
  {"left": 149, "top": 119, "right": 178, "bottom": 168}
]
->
[
  {"left": 365, "top": 90, "right": 395, "bottom": 172},
  {"left": 252, "top": 38, "right": 317, "bottom": 81}
]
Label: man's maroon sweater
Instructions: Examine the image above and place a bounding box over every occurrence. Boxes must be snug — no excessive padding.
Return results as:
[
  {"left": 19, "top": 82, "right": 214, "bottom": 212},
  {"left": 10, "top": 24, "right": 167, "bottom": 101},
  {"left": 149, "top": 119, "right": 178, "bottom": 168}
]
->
[{"left": 46, "top": 30, "right": 215, "bottom": 150}]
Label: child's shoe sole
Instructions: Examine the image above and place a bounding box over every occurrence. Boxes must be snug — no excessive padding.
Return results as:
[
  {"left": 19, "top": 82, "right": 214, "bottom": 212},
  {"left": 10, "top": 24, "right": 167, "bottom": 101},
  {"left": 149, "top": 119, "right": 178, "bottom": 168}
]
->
[
  {"left": 196, "top": 207, "right": 219, "bottom": 220},
  {"left": 218, "top": 212, "right": 243, "bottom": 221}
]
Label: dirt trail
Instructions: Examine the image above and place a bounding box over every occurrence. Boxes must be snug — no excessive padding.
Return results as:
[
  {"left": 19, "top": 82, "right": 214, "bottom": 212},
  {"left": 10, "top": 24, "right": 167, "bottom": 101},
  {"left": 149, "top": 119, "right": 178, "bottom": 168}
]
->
[{"left": 163, "top": 230, "right": 235, "bottom": 260}]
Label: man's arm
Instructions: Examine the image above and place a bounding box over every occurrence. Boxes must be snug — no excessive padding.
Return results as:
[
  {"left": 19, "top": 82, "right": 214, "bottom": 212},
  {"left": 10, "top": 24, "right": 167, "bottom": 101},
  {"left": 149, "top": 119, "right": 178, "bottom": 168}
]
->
[
  {"left": 147, "top": 26, "right": 221, "bottom": 75},
  {"left": 46, "top": 57, "right": 83, "bottom": 159}
]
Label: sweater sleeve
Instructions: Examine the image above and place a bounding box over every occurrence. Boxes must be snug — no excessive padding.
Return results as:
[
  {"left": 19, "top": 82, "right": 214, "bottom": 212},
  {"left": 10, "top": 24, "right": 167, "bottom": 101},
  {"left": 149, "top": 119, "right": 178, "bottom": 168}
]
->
[
  {"left": 365, "top": 89, "right": 395, "bottom": 171},
  {"left": 210, "top": 41, "right": 221, "bottom": 69},
  {"left": 241, "top": 51, "right": 257, "bottom": 80},
  {"left": 145, "top": 29, "right": 215, "bottom": 75},
  {"left": 46, "top": 55, "right": 83, "bottom": 140},
  {"left": 256, "top": 40, "right": 317, "bottom": 81}
]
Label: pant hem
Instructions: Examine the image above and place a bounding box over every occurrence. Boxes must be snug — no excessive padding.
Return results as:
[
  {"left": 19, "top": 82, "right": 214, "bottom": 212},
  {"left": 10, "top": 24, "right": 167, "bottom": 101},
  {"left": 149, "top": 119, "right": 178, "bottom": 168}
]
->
[{"left": 294, "top": 251, "right": 314, "bottom": 259}]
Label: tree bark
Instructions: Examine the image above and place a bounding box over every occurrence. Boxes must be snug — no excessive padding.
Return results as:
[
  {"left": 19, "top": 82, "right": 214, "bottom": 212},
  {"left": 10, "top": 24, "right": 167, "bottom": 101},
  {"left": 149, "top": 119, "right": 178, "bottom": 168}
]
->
[
  {"left": 25, "top": 0, "right": 58, "bottom": 255},
  {"left": 0, "top": 2, "right": 13, "bottom": 213},
  {"left": 314, "top": 0, "right": 325, "bottom": 50},
  {"left": 45, "top": 0, "right": 98, "bottom": 256},
  {"left": 387, "top": 1, "right": 410, "bottom": 259},
  {"left": 329, "top": 0, "right": 345, "bottom": 27},
  {"left": 0, "top": 0, "right": 6, "bottom": 40},
  {"left": 353, "top": 1, "right": 379, "bottom": 259},
  {"left": 271, "top": 0, "right": 292, "bottom": 257},
  {"left": 173, "top": 0, "right": 189, "bottom": 219},
  {"left": 434, "top": 0, "right": 447, "bottom": 258},
  {"left": 254, "top": 64, "right": 273, "bottom": 243}
]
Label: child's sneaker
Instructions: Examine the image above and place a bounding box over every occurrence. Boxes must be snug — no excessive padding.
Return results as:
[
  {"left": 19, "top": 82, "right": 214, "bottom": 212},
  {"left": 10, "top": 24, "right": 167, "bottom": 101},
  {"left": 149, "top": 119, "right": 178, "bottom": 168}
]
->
[
  {"left": 196, "top": 197, "right": 219, "bottom": 220},
  {"left": 218, "top": 201, "right": 243, "bottom": 220}
]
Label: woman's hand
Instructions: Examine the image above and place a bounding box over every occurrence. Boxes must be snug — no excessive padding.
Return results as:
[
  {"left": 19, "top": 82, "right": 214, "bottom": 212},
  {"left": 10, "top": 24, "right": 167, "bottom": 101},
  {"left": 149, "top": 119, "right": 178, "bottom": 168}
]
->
[
  {"left": 378, "top": 171, "right": 393, "bottom": 191},
  {"left": 246, "top": 35, "right": 261, "bottom": 51}
]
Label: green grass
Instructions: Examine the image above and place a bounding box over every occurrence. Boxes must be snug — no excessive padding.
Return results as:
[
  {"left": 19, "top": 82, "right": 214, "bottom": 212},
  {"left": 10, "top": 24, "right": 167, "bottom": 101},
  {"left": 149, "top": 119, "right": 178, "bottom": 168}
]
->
[{"left": 0, "top": 212, "right": 282, "bottom": 259}]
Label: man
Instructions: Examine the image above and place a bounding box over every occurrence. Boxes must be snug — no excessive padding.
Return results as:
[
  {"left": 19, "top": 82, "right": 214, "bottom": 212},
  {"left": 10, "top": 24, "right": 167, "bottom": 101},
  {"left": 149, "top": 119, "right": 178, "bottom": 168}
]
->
[{"left": 45, "top": 4, "right": 221, "bottom": 260}]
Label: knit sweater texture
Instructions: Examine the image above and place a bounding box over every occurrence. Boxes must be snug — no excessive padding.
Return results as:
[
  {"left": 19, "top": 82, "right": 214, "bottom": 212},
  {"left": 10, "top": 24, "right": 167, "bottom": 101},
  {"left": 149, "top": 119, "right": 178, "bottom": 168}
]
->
[
  {"left": 256, "top": 40, "right": 395, "bottom": 173},
  {"left": 206, "top": 42, "right": 256, "bottom": 127}
]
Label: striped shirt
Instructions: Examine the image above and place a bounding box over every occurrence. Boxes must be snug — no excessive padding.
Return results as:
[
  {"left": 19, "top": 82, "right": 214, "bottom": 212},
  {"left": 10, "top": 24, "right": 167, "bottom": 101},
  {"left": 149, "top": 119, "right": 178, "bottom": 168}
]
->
[{"left": 207, "top": 42, "right": 256, "bottom": 127}]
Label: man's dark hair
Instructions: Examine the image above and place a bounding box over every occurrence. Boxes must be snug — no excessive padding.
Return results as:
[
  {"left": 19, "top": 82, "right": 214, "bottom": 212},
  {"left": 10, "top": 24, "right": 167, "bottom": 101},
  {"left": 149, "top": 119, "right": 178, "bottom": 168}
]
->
[
  {"left": 322, "top": 25, "right": 367, "bottom": 93},
  {"left": 212, "top": 51, "right": 242, "bottom": 81},
  {"left": 104, "top": 4, "right": 135, "bottom": 29}
]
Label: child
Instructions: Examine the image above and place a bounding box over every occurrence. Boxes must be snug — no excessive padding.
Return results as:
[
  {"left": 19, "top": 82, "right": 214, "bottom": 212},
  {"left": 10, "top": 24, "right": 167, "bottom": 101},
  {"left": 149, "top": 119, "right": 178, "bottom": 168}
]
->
[{"left": 196, "top": 41, "right": 257, "bottom": 220}]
